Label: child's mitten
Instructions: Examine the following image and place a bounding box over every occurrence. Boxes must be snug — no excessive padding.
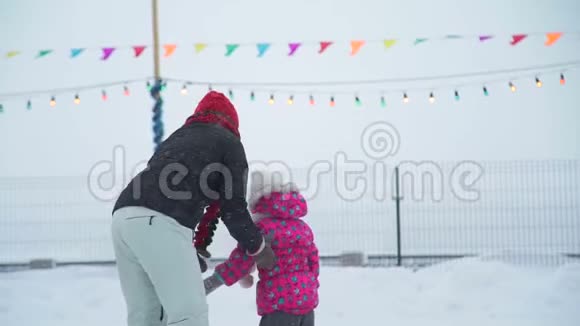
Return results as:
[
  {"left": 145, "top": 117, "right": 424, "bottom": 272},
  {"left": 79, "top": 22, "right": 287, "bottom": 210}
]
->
[
  {"left": 238, "top": 274, "right": 254, "bottom": 288},
  {"left": 203, "top": 274, "right": 224, "bottom": 295}
]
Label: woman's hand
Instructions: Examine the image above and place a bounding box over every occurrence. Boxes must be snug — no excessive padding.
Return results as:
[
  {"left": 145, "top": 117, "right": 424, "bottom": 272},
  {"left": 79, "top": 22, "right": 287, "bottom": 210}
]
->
[{"left": 252, "top": 238, "right": 276, "bottom": 269}]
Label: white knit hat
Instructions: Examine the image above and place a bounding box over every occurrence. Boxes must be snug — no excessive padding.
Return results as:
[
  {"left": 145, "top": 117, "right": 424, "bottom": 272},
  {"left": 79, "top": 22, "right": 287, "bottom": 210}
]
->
[{"left": 247, "top": 169, "right": 299, "bottom": 211}]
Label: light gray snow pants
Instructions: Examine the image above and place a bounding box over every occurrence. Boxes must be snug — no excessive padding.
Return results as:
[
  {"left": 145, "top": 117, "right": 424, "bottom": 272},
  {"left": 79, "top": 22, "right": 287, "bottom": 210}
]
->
[{"left": 112, "top": 206, "right": 209, "bottom": 326}]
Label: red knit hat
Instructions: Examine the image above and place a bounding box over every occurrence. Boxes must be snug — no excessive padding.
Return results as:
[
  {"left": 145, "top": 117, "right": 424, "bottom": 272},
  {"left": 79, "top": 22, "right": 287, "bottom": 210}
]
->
[{"left": 184, "top": 91, "right": 240, "bottom": 137}]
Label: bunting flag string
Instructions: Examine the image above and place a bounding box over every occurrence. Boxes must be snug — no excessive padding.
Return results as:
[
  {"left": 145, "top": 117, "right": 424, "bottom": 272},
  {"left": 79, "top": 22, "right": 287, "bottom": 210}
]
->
[
  {"left": 288, "top": 43, "right": 301, "bottom": 56},
  {"left": 163, "top": 44, "right": 177, "bottom": 57},
  {"left": 350, "top": 40, "right": 365, "bottom": 56},
  {"left": 2, "top": 31, "right": 577, "bottom": 61},
  {"left": 1, "top": 60, "right": 577, "bottom": 112},
  {"left": 194, "top": 43, "right": 208, "bottom": 54},
  {"left": 545, "top": 32, "right": 563, "bottom": 46},
  {"left": 101, "top": 47, "right": 115, "bottom": 60},
  {"left": 318, "top": 41, "right": 333, "bottom": 54},
  {"left": 510, "top": 34, "right": 528, "bottom": 46},
  {"left": 70, "top": 48, "right": 84, "bottom": 58},
  {"left": 225, "top": 44, "right": 239, "bottom": 56},
  {"left": 256, "top": 43, "right": 271, "bottom": 57},
  {"left": 133, "top": 46, "right": 147, "bottom": 57}
]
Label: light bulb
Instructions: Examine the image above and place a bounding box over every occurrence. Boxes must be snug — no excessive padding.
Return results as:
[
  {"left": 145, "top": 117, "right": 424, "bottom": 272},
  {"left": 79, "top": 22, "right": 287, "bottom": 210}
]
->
[
  {"left": 123, "top": 86, "right": 130, "bottom": 96},
  {"left": 228, "top": 89, "right": 234, "bottom": 100},
  {"left": 380, "top": 96, "right": 386, "bottom": 107},
  {"left": 403, "top": 93, "right": 409, "bottom": 104},
  {"left": 454, "top": 90, "right": 460, "bottom": 101},
  {"left": 180, "top": 85, "right": 188, "bottom": 95},
  {"left": 74, "top": 94, "right": 81, "bottom": 105},
  {"left": 250, "top": 91, "right": 255, "bottom": 101},
  {"left": 309, "top": 95, "right": 315, "bottom": 106},
  {"left": 509, "top": 82, "right": 516, "bottom": 93},
  {"left": 101, "top": 90, "right": 108, "bottom": 101},
  {"left": 560, "top": 73, "right": 566, "bottom": 85},
  {"left": 287, "top": 95, "right": 294, "bottom": 105},
  {"left": 355, "top": 96, "right": 361, "bottom": 106},
  {"left": 428, "top": 92, "right": 435, "bottom": 104},
  {"left": 330, "top": 96, "right": 335, "bottom": 107},
  {"left": 50, "top": 96, "right": 56, "bottom": 107},
  {"left": 268, "top": 94, "right": 275, "bottom": 105},
  {"left": 535, "top": 77, "right": 542, "bottom": 88},
  {"left": 483, "top": 86, "right": 489, "bottom": 96}
]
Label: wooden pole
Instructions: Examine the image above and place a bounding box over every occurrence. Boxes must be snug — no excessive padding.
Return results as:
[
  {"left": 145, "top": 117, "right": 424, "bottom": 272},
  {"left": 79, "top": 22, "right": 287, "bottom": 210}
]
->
[
  {"left": 152, "top": 0, "right": 160, "bottom": 80},
  {"left": 150, "top": 0, "right": 164, "bottom": 151}
]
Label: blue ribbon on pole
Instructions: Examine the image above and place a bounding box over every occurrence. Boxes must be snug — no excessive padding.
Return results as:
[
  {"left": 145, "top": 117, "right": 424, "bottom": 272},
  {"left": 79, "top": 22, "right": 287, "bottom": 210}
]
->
[{"left": 150, "top": 80, "right": 164, "bottom": 152}]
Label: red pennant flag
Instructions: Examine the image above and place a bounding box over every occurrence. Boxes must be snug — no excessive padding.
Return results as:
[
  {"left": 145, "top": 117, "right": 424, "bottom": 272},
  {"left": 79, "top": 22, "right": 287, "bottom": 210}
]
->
[
  {"left": 510, "top": 34, "right": 527, "bottom": 46},
  {"left": 133, "top": 46, "right": 146, "bottom": 57},
  {"left": 318, "top": 41, "right": 333, "bottom": 54},
  {"left": 545, "top": 32, "right": 563, "bottom": 46},
  {"left": 101, "top": 47, "right": 115, "bottom": 60}
]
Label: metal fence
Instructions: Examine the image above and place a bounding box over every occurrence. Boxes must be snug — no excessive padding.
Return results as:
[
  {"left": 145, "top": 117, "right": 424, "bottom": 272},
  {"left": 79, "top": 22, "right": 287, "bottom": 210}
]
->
[{"left": 0, "top": 160, "right": 579, "bottom": 269}]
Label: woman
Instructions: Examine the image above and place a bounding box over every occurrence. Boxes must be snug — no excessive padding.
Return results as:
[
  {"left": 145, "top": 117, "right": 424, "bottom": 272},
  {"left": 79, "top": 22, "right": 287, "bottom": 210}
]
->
[{"left": 111, "top": 91, "right": 276, "bottom": 326}]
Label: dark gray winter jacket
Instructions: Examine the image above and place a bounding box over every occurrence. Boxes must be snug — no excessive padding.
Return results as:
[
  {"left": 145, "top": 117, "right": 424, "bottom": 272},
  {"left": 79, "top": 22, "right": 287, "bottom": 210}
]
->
[{"left": 113, "top": 122, "right": 263, "bottom": 254}]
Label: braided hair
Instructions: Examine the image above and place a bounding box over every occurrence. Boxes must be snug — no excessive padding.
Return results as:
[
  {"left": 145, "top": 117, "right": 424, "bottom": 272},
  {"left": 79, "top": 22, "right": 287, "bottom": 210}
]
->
[{"left": 194, "top": 201, "right": 221, "bottom": 255}]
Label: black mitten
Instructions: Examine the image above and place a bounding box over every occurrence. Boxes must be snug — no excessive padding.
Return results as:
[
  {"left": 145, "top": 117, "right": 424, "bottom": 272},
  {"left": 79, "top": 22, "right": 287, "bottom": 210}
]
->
[{"left": 197, "top": 253, "right": 208, "bottom": 273}]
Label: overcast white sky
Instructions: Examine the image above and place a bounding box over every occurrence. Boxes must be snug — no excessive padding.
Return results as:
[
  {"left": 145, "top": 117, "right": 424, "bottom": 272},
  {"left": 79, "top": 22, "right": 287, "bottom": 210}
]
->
[{"left": 0, "top": 0, "right": 579, "bottom": 177}]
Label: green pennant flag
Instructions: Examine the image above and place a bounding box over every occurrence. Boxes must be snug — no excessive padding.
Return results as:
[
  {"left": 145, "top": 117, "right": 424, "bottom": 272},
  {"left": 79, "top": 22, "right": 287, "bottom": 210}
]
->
[
  {"left": 36, "top": 49, "right": 53, "bottom": 58},
  {"left": 414, "top": 38, "right": 428, "bottom": 45},
  {"left": 225, "top": 44, "right": 240, "bottom": 57}
]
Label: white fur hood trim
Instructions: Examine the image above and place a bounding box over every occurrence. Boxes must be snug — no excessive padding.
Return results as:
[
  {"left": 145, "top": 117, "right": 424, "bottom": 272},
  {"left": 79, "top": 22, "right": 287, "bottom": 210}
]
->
[{"left": 247, "top": 170, "right": 300, "bottom": 211}]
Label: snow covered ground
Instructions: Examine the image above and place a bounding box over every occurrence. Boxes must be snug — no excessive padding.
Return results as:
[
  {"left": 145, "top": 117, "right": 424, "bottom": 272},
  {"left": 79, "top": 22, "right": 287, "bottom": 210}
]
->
[{"left": 1, "top": 258, "right": 579, "bottom": 326}]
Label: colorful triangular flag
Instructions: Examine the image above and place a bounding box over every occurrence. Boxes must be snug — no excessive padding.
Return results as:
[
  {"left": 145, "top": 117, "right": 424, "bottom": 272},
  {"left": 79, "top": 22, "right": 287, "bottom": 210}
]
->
[
  {"left": 101, "top": 47, "right": 115, "bottom": 60},
  {"left": 319, "top": 41, "right": 333, "bottom": 54},
  {"left": 479, "top": 35, "right": 494, "bottom": 42},
  {"left": 350, "top": 40, "right": 365, "bottom": 56},
  {"left": 545, "top": 32, "right": 563, "bottom": 46},
  {"left": 510, "top": 34, "right": 527, "bottom": 46},
  {"left": 225, "top": 44, "right": 239, "bottom": 56},
  {"left": 288, "top": 43, "right": 301, "bottom": 56},
  {"left": 194, "top": 43, "right": 208, "bottom": 54},
  {"left": 36, "top": 49, "right": 53, "bottom": 58},
  {"left": 6, "top": 51, "right": 20, "bottom": 58},
  {"left": 414, "top": 38, "right": 428, "bottom": 45},
  {"left": 70, "top": 48, "right": 84, "bottom": 58},
  {"left": 383, "top": 39, "right": 397, "bottom": 49},
  {"left": 256, "top": 43, "right": 271, "bottom": 57},
  {"left": 163, "top": 44, "right": 177, "bottom": 57},
  {"left": 133, "top": 46, "right": 146, "bottom": 57}
]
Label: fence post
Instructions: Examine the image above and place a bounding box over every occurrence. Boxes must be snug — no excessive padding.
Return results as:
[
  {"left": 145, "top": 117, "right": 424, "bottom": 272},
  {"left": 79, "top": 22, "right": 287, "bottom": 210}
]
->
[{"left": 394, "top": 166, "right": 402, "bottom": 266}]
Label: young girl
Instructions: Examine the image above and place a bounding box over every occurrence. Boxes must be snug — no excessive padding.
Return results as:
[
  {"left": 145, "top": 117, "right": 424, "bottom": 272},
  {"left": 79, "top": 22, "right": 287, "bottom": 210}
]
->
[{"left": 200, "top": 171, "right": 320, "bottom": 326}]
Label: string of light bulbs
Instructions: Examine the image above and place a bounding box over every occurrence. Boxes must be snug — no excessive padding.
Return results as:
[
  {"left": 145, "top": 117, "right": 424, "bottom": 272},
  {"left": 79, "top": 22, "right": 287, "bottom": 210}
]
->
[{"left": 0, "top": 61, "right": 576, "bottom": 112}]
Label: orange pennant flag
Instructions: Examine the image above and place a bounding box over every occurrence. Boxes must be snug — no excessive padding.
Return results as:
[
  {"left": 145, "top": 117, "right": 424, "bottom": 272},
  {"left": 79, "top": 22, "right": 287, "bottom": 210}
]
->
[
  {"left": 194, "top": 43, "right": 208, "bottom": 53},
  {"left": 163, "top": 44, "right": 177, "bottom": 57},
  {"left": 350, "top": 40, "right": 365, "bottom": 56},
  {"left": 545, "top": 32, "right": 563, "bottom": 46},
  {"left": 383, "top": 39, "right": 397, "bottom": 49}
]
